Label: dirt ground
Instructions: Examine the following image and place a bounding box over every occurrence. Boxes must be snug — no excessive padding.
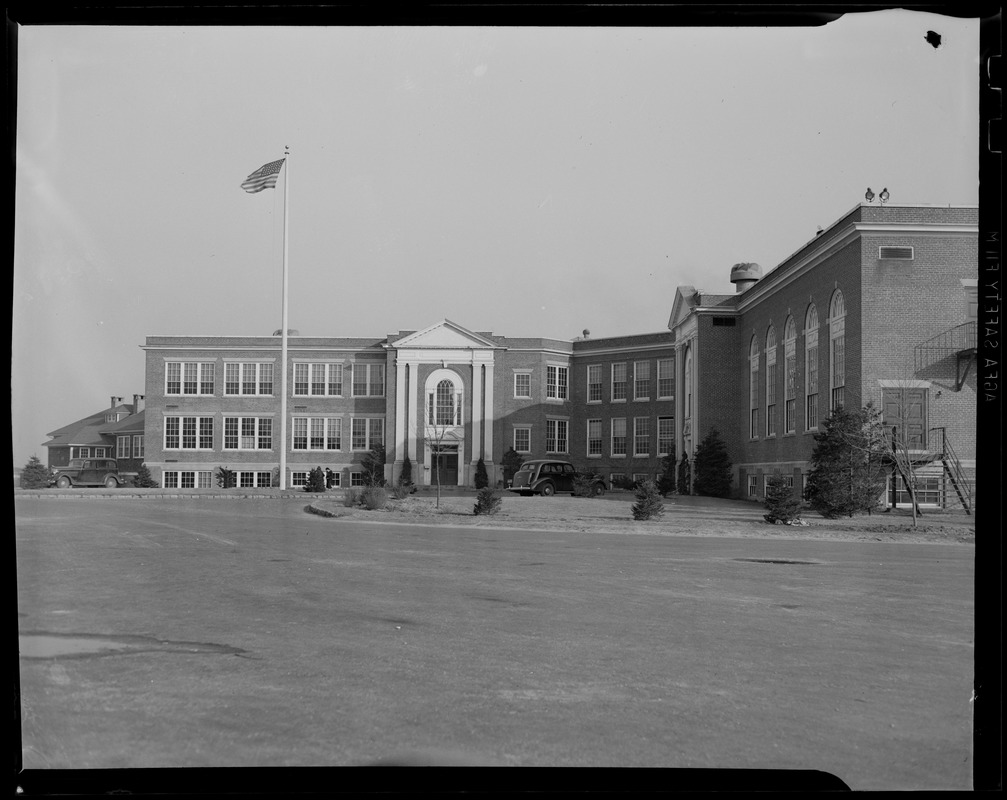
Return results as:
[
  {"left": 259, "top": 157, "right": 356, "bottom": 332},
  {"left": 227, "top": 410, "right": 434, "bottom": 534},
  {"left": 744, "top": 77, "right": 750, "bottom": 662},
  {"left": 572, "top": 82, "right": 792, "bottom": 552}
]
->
[{"left": 311, "top": 490, "right": 976, "bottom": 545}]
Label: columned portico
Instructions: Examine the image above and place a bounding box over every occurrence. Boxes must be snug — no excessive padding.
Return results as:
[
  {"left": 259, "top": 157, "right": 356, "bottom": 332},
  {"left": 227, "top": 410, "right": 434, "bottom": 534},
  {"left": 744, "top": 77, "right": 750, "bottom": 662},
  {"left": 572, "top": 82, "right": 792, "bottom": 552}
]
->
[{"left": 386, "top": 320, "right": 502, "bottom": 487}]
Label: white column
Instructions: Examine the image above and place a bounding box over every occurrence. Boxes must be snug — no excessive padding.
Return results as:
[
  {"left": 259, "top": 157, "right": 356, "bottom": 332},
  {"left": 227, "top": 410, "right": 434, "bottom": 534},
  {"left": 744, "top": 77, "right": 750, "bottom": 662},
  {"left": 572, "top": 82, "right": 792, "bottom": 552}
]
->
[
  {"left": 482, "top": 360, "right": 495, "bottom": 464},
  {"left": 471, "top": 359, "right": 483, "bottom": 464},
  {"left": 394, "top": 359, "right": 407, "bottom": 466}
]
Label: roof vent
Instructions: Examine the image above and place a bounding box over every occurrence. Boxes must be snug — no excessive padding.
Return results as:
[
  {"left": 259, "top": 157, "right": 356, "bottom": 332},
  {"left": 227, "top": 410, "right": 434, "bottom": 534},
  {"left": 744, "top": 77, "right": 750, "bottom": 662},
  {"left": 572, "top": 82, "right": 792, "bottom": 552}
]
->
[
  {"left": 879, "top": 246, "right": 914, "bottom": 260},
  {"left": 730, "top": 262, "right": 762, "bottom": 293}
]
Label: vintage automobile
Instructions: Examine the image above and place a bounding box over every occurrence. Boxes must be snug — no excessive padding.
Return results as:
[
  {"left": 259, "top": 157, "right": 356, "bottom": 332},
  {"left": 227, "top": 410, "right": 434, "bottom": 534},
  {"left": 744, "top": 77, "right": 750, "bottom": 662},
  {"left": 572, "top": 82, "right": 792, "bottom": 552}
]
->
[
  {"left": 506, "top": 459, "right": 607, "bottom": 497},
  {"left": 52, "top": 458, "right": 125, "bottom": 489}
]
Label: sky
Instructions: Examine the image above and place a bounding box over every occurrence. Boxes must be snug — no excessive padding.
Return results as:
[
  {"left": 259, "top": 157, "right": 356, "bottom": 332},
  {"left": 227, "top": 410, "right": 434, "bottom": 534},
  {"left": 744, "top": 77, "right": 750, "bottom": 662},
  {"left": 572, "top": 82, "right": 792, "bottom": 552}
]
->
[{"left": 11, "top": 10, "right": 981, "bottom": 467}]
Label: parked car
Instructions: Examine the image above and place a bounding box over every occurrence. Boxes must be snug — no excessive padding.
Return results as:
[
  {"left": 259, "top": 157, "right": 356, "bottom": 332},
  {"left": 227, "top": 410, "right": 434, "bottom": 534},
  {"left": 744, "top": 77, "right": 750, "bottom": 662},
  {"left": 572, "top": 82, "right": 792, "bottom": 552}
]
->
[
  {"left": 52, "top": 459, "right": 124, "bottom": 489},
  {"left": 506, "top": 459, "right": 607, "bottom": 497}
]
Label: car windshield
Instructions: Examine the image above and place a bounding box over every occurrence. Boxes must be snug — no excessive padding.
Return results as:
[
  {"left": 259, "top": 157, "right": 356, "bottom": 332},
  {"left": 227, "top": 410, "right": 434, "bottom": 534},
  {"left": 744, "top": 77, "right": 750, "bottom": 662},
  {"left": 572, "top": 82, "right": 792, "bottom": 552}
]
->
[{"left": 518, "top": 463, "right": 536, "bottom": 471}]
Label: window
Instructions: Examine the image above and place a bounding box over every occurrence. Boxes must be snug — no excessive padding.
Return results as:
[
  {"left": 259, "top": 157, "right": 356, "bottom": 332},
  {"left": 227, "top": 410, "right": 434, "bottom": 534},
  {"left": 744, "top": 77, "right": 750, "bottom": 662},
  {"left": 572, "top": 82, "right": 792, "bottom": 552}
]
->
[
  {"left": 164, "top": 471, "right": 210, "bottom": 489},
  {"left": 611, "top": 417, "right": 627, "bottom": 456},
  {"left": 750, "top": 336, "right": 760, "bottom": 439},
  {"left": 546, "top": 419, "right": 569, "bottom": 453},
  {"left": 784, "top": 316, "right": 797, "bottom": 434},
  {"left": 351, "top": 418, "right": 384, "bottom": 451},
  {"left": 587, "top": 365, "right": 602, "bottom": 402},
  {"left": 611, "top": 473, "right": 626, "bottom": 486},
  {"left": 236, "top": 471, "right": 273, "bottom": 488},
  {"left": 291, "top": 472, "right": 309, "bottom": 488},
  {"left": 291, "top": 417, "right": 341, "bottom": 451},
  {"left": 513, "top": 426, "right": 531, "bottom": 453},
  {"left": 657, "top": 359, "right": 673, "bottom": 399},
  {"left": 514, "top": 372, "right": 531, "bottom": 398},
  {"left": 164, "top": 416, "right": 213, "bottom": 450},
  {"left": 683, "top": 346, "right": 693, "bottom": 419},
  {"left": 891, "top": 474, "right": 942, "bottom": 506},
  {"left": 133, "top": 435, "right": 144, "bottom": 459},
  {"left": 748, "top": 475, "right": 759, "bottom": 498},
  {"left": 224, "top": 362, "right": 273, "bottom": 396},
  {"left": 766, "top": 326, "right": 777, "bottom": 437},
  {"left": 830, "top": 290, "right": 846, "bottom": 412},
  {"left": 546, "top": 365, "right": 568, "bottom": 400},
  {"left": 962, "top": 279, "right": 978, "bottom": 322},
  {"left": 658, "top": 417, "right": 674, "bottom": 456},
  {"left": 352, "top": 363, "right": 385, "bottom": 397},
  {"left": 633, "top": 473, "right": 649, "bottom": 485},
  {"left": 294, "top": 363, "right": 343, "bottom": 396},
  {"left": 350, "top": 472, "right": 365, "bottom": 487},
  {"left": 634, "top": 417, "right": 650, "bottom": 456},
  {"left": 117, "top": 436, "right": 130, "bottom": 459},
  {"left": 805, "top": 304, "right": 819, "bottom": 430},
  {"left": 428, "top": 379, "right": 462, "bottom": 427},
  {"left": 611, "top": 363, "right": 627, "bottom": 401},
  {"left": 223, "top": 417, "right": 273, "bottom": 450},
  {"left": 587, "top": 420, "right": 602, "bottom": 456},
  {"left": 166, "top": 362, "right": 215, "bottom": 396},
  {"left": 634, "top": 361, "right": 651, "bottom": 400}
]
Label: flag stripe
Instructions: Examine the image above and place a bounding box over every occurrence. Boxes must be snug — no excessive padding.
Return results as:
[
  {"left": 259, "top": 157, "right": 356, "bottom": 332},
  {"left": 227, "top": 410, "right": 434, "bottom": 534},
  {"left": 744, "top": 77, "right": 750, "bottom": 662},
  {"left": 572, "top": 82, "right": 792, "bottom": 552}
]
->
[{"left": 241, "top": 158, "right": 285, "bottom": 193}]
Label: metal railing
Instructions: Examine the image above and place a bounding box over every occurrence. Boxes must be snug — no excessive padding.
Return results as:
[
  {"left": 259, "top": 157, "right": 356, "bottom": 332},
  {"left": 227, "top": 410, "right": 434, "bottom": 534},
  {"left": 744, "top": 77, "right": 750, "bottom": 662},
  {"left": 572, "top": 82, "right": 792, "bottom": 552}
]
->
[{"left": 914, "top": 321, "right": 977, "bottom": 374}]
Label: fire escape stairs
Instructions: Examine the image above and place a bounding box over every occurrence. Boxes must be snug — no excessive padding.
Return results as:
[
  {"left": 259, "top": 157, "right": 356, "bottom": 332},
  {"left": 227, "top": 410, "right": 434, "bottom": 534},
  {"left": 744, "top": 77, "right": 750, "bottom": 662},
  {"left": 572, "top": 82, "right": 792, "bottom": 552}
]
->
[
  {"left": 888, "top": 427, "right": 972, "bottom": 514},
  {"left": 914, "top": 321, "right": 977, "bottom": 391},
  {"left": 933, "top": 428, "right": 973, "bottom": 515}
]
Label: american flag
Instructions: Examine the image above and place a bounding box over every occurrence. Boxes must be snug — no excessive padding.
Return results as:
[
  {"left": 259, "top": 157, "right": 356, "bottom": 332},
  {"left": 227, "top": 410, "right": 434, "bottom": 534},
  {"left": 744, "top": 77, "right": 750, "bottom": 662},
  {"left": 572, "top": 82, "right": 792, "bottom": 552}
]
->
[{"left": 241, "top": 158, "right": 285, "bottom": 193}]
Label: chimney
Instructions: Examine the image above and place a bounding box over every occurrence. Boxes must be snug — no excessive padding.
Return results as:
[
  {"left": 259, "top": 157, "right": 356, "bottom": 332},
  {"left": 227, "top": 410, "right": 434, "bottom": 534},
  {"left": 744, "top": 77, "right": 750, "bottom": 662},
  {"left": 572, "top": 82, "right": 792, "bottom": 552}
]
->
[
  {"left": 110, "top": 395, "right": 123, "bottom": 409},
  {"left": 729, "top": 262, "right": 763, "bottom": 294},
  {"left": 132, "top": 394, "right": 145, "bottom": 414}
]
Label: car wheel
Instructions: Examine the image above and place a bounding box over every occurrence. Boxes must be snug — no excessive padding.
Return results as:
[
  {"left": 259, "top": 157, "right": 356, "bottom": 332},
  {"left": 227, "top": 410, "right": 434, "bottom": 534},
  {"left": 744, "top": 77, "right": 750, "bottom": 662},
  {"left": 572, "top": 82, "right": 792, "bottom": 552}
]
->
[
  {"left": 56, "top": 476, "right": 71, "bottom": 489},
  {"left": 539, "top": 482, "right": 555, "bottom": 497},
  {"left": 592, "top": 484, "right": 606, "bottom": 497},
  {"left": 104, "top": 477, "right": 119, "bottom": 489}
]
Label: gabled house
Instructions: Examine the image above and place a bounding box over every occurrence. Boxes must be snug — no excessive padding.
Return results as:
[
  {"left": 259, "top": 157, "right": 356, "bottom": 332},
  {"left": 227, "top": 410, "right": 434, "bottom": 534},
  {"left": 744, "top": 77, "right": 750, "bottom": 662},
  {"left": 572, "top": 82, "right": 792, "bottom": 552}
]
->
[{"left": 42, "top": 395, "right": 146, "bottom": 478}]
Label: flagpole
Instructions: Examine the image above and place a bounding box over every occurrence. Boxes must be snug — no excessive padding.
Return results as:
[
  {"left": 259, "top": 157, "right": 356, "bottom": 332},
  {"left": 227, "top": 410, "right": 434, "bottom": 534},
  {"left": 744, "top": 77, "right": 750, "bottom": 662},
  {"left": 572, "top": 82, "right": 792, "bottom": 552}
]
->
[{"left": 280, "top": 146, "right": 290, "bottom": 490}]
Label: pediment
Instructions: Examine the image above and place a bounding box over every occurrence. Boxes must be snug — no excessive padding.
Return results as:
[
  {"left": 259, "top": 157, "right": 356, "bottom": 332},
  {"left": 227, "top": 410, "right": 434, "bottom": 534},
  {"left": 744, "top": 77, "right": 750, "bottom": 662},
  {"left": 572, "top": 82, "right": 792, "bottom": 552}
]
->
[
  {"left": 667, "top": 286, "right": 698, "bottom": 331},
  {"left": 390, "top": 319, "right": 499, "bottom": 350}
]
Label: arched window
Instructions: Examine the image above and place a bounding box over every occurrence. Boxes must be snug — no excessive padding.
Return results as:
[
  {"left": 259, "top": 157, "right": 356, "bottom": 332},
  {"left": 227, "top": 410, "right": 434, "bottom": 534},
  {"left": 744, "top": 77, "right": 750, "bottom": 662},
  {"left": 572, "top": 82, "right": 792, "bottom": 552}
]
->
[
  {"left": 765, "top": 326, "right": 777, "bottom": 437},
  {"left": 750, "top": 336, "right": 760, "bottom": 439},
  {"left": 683, "top": 344, "right": 693, "bottom": 419},
  {"left": 829, "top": 290, "right": 846, "bottom": 412},
  {"left": 805, "top": 304, "right": 819, "bottom": 430},
  {"left": 428, "top": 378, "right": 462, "bottom": 427},
  {"left": 784, "top": 316, "right": 797, "bottom": 433}
]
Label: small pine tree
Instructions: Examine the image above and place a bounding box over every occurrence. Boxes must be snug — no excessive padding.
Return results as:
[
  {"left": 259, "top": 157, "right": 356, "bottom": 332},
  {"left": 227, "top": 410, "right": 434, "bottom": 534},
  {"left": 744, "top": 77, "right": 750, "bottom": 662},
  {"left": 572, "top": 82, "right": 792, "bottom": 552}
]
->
[
  {"left": 805, "top": 405, "right": 888, "bottom": 518},
  {"left": 474, "top": 458, "right": 489, "bottom": 490},
  {"left": 133, "top": 464, "right": 159, "bottom": 488},
  {"left": 631, "top": 480, "right": 665, "bottom": 520},
  {"left": 676, "top": 453, "right": 691, "bottom": 496},
  {"left": 215, "top": 466, "right": 236, "bottom": 488},
  {"left": 500, "top": 448, "right": 524, "bottom": 487},
  {"left": 20, "top": 455, "right": 52, "bottom": 489},
  {"left": 763, "top": 474, "right": 802, "bottom": 524},
  {"left": 360, "top": 444, "right": 386, "bottom": 487},
  {"left": 398, "top": 457, "right": 413, "bottom": 487},
  {"left": 473, "top": 486, "right": 502, "bottom": 515},
  {"left": 693, "top": 428, "right": 733, "bottom": 498},
  {"left": 303, "top": 466, "right": 327, "bottom": 493},
  {"left": 657, "top": 451, "right": 677, "bottom": 496}
]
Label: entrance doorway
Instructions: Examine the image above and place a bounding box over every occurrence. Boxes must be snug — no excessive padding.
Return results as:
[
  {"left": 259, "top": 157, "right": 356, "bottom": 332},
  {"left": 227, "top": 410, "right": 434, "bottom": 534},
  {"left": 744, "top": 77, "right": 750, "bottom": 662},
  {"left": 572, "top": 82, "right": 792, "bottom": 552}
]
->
[{"left": 432, "top": 450, "right": 459, "bottom": 487}]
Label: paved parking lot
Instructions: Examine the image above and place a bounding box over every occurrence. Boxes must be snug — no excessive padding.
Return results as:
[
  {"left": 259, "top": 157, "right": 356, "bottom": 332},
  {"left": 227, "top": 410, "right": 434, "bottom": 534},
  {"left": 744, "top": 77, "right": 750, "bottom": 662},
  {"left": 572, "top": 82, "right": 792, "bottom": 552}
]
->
[{"left": 16, "top": 495, "right": 976, "bottom": 790}]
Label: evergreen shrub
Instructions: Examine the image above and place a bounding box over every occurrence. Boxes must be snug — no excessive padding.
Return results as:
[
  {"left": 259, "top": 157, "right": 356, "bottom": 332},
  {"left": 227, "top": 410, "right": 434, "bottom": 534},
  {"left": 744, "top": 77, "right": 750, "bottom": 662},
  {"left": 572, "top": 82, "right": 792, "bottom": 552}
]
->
[{"left": 631, "top": 480, "right": 665, "bottom": 520}]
